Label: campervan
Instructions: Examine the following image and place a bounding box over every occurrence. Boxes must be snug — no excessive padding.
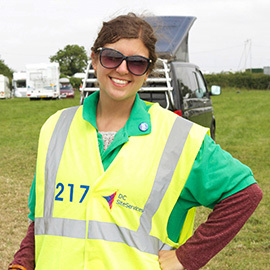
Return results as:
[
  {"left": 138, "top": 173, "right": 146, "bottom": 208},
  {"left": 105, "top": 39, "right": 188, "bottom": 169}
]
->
[
  {"left": 13, "top": 72, "right": 27, "bottom": 97},
  {"left": 0, "top": 74, "right": 11, "bottom": 99},
  {"left": 26, "top": 63, "right": 60, "bottom": 100}
]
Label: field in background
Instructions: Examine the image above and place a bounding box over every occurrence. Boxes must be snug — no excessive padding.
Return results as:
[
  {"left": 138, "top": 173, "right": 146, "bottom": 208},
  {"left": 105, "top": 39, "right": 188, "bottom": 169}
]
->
[{"left": 0, "top": 89, "right": 269, "bottom": 269}]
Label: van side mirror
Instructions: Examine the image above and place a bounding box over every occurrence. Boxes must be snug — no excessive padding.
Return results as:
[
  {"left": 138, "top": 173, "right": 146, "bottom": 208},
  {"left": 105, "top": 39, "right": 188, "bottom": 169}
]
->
[{"left": 210, "top": 85, "right": 221, "bottom": 96}]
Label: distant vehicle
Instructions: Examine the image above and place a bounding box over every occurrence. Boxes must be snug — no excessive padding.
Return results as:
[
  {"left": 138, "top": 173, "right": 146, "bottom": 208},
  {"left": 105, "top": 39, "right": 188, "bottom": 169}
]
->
[
  {"left": 13, "top": 72, "right": 27, "bottom": 97},
  {"left": 0, "top": 74, "right": 11, "bottom": 99},
  {"left": 59, "top": 78, "right": 75, "bottom": 98},
  {"left": 26, "top": 63, "right": 60, "bottom": 100}
]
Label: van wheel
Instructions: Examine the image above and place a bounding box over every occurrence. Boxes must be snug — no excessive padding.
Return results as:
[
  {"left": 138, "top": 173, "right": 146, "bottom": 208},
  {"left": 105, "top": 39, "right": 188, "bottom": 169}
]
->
[{"left": 210, "top": 121, "right": 216, "bottom": 141}]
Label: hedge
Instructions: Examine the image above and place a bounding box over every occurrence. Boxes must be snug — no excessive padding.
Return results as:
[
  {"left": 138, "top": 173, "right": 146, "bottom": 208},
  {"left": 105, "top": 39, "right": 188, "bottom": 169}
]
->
[{"left": 204, "top": 72, "right": 270, "bottom": 90}]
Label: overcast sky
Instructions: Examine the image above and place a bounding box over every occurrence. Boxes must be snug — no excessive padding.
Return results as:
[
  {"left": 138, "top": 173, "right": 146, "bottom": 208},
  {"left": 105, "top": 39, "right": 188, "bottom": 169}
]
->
[{"left": 1, "top": 0, "right": 270, "bottom": 73}]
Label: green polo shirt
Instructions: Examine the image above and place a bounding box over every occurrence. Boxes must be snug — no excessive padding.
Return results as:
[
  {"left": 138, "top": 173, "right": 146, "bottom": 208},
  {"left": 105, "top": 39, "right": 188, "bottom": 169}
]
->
[{"left": 28, "top": 91, "right": 256, "bottom": 242}]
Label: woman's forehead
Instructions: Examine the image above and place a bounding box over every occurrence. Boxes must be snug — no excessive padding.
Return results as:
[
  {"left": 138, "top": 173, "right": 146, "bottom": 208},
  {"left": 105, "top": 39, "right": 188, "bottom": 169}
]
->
[{"left": 103, "top": 38, "right": 149, "bottom": 57}]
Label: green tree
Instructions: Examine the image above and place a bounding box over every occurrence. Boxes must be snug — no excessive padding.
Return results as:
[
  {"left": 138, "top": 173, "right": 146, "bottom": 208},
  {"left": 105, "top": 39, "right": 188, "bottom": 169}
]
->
[
  {"left": 50, "top": 45, "right": 88, "bottom": 76},
  {"left": 0, "top": 58, "right": 13, "bottom": 83}
]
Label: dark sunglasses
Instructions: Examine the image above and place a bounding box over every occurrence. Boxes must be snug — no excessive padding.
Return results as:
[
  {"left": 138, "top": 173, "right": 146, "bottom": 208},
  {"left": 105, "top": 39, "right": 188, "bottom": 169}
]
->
[{"left": 97, "top": 47, "right": 152, "bottom": 76}]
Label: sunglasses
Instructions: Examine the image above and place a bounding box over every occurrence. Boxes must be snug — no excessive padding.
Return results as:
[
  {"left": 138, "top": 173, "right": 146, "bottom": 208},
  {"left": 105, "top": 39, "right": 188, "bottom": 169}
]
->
[{"left": 97, "top": 47, "right": 152, "bottom": 76}]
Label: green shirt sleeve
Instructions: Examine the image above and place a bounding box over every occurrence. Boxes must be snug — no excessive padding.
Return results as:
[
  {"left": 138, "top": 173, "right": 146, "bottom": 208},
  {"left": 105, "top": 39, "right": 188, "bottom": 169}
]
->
[
  {"left": 28, "top": 173, "right": 36, "bottom": 221},
  {"left": 167, "top": 134, "right": 256, "bottom": 242},
  {"left": 181, "top": 134, "right": 256, "bottom": 208}
]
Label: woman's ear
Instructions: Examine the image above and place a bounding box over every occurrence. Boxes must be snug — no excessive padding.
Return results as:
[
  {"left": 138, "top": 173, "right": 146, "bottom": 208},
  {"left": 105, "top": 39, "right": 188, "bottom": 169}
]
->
[
  {"left": 91, "top": 51, "right": 97, "bottom": 71},
  {"left": 144, "top": 72, "right": 149, "bottom": 82},
  {"left": 142, "top": 74, "right": 148, "bottom": 86}
]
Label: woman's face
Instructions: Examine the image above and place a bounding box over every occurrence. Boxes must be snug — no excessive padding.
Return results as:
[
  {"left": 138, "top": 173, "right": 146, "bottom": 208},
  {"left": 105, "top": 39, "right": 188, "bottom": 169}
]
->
[{"left": 92, "top": 38, "right": 149, "bottom": 104}]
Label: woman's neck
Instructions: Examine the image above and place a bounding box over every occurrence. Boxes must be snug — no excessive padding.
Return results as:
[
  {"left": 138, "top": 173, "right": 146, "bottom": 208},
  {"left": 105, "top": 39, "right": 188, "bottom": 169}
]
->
[{"left": 96, "top": 96, "right": 135, "bottom": 132}]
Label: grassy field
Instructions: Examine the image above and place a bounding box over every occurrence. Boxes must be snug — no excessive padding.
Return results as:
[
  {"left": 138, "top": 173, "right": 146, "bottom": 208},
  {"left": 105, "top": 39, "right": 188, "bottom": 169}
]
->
[{"left": 0, "top": 89, "right": 269, "bottom": 269}]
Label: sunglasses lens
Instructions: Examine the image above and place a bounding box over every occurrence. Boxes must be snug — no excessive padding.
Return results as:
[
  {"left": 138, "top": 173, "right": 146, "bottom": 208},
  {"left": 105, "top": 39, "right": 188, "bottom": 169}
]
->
[
  {"left": 100, "top": 49, "right": 123, "bottom": 69},
  {"left": 127, "top": 56, "right": 149, "bottom": 76}
]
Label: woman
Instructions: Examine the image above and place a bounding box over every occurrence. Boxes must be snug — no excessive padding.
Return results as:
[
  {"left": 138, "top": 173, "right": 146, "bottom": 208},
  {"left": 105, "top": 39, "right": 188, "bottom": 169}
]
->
[{"left": 9, "top": 13, "right": 262, "bottom": 270}]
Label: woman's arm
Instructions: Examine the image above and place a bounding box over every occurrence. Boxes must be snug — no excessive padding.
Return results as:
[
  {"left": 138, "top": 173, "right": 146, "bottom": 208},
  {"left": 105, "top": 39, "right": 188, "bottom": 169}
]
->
[
  {"left": 9, "top": 221, "right": 35, "bottom": 270},
  {"left": 175, "top": 183, "right": 263, "bottom": 270}
]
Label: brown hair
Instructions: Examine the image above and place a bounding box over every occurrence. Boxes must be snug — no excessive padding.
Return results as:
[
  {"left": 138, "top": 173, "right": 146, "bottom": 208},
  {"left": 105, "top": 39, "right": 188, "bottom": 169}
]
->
[{"left": 91, "top": 13, "right": 157, "bottom": 73}]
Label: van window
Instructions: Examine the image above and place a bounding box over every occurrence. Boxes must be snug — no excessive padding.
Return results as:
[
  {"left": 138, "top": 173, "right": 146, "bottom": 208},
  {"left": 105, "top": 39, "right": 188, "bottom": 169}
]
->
[
  {"left": 194, "top": 71, "right": 207, "bottom": 98},
  {"left": 16, "top": 80, "right": 26, "bottom": 88},
  {"left": 173, "top": 65, "right": 197, "bottom": 98}
]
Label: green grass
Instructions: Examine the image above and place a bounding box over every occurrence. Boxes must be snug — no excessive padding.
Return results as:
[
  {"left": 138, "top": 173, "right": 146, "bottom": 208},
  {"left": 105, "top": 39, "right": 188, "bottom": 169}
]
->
[{"left": 0, "top": 89, "right": 269, "bottom": 269}]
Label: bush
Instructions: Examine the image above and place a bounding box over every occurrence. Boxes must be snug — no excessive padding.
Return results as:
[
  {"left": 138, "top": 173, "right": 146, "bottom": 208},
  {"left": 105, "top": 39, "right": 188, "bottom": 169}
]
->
[
  {"left": 69, "top": 77, "right": 82, "bottom": 90},
  {"left": 205, "top": 72, "right": 270, "bottom": 90}
]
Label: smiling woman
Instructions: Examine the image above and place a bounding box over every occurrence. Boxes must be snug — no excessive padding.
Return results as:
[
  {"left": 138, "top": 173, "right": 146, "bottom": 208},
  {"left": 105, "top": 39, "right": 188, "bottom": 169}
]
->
[{"left": 9, "top": 13, "right": 262, "bottom": 270}]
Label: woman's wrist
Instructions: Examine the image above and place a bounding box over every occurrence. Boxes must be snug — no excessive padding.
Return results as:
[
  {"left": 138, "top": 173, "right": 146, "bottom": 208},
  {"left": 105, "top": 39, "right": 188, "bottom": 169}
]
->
[{"left": 8, "top": 264, "right": 28, "bottom": 270}]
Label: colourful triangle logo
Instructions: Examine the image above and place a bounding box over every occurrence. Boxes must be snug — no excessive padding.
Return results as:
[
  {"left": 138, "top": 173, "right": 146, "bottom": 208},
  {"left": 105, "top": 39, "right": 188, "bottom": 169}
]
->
[{"left": 103, "top": 191, "right": 117, "bottom": 209}]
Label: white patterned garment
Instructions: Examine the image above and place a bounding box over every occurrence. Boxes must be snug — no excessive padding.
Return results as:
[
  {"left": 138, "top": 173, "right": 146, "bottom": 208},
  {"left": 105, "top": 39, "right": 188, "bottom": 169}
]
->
[{"left": 99, "top": 131, "right": 117, "bottom": 151}]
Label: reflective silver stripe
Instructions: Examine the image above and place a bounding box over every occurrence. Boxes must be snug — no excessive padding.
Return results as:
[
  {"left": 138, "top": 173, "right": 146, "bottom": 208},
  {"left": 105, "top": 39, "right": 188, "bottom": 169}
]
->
[
  {"left": 44, "top": 106, "right": 80, "bottom": 218},
  {"left": 88, "top": 220, "right": 161, "bottom": 254},
  {"left": 36, "top": 106, "right": 80, "bottom": 236},
  {"left": 35, "top": 217, "right": 86, "bottom": 239},
  {"left": 138, "top": 117, "right": 193, "bottom": 234},
  {"left": 88, "top": 221, "right": 173, "bottom": 254}
]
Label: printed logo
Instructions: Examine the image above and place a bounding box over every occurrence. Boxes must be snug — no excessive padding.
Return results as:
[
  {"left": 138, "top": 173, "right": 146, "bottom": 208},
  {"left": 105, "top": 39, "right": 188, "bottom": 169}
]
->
[
  {"left": 116, "top": 193, "right": 144, "bottom": 213},
  {"left": 102, "top": 192, "right": 144, "bottom": 213},
  {"left": 102, "top": 191, "right": 117, "bottom": 209}
]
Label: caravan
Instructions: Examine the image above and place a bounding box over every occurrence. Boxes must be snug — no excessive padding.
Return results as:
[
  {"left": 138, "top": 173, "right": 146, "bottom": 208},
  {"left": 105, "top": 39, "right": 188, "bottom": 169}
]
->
[
  {"left": 26, "top": 63, "right": 60, "bottom": 100},
  {"left": 13, "top": 72, "right": 27, "bottom": 97},
  {"left": 0, "top": 75, "right": 11, "bottom": 99}
]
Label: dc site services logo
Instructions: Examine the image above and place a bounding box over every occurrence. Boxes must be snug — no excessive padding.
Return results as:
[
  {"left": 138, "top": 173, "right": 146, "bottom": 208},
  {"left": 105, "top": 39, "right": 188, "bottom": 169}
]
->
[
  {"left": 103, "top": 192, "right": 144, "bottom": 213},
  {"left": 102, "top": 191, "right": 117, "bottom": 209}
]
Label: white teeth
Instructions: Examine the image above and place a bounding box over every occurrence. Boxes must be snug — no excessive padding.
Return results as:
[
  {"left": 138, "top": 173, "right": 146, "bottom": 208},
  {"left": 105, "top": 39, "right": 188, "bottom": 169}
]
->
[{"left": 111, "top": 78, "right": 128, "bottom": 85}]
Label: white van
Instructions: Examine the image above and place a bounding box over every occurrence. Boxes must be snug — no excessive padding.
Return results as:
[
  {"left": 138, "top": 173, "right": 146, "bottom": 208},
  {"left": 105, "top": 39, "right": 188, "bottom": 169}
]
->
[
  {"left": 0, "top": 75, "right": 11, "bottom": 99},
  {"left": 13, "top": 72, "right": 27, "bottom": 97},
  {"left": 26, "top": 63, "right": 60, "bottom": 100}
]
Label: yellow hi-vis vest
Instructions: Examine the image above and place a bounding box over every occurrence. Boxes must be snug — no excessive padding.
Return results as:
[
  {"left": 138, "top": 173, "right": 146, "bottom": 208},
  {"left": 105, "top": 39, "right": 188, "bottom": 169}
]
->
[{"left": 34, "top": 103, "right": 208, "bottom": 270}]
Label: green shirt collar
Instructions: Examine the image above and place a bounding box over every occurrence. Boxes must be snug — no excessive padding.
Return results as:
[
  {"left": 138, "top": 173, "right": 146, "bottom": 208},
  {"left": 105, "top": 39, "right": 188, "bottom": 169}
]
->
[{"left": 82, "top": 91, "right": 152, "bottom": 137}]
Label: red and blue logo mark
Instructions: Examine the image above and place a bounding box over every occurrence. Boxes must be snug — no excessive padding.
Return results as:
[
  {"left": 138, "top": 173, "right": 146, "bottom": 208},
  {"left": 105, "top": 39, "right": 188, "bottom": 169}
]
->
[{"left": 102, "top": 191, "right": 117, "bottom": 209}]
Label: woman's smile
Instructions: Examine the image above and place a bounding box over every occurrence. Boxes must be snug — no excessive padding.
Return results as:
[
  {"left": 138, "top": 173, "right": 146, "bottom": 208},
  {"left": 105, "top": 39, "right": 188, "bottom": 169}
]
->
[{"left": 110, "top": 76, "right": 131, "bottom": 87}]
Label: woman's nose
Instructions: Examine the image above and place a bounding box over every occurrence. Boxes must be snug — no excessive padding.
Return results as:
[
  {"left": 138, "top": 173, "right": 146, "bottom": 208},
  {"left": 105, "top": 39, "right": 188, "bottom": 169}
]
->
[{"left": 116, "top": 59, "right": 129, "bottom": 74}]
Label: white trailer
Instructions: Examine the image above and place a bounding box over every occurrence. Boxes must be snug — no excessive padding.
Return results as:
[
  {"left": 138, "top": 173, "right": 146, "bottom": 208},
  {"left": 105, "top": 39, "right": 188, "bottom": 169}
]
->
[
  {"left": 26, "top": 63, "right": 60, "bottom": 100},
  {"left": 13, "top": 72, "right": 27, "bottom": 97},
  {"left": 0, "top": 75, "right": 11, "bottom": 99}
]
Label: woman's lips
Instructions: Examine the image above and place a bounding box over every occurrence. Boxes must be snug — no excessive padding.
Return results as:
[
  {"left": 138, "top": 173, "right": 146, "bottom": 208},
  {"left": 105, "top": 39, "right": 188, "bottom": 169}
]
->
[{"left": 110, "top": 77, "right": 130, "bottom": 87}]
